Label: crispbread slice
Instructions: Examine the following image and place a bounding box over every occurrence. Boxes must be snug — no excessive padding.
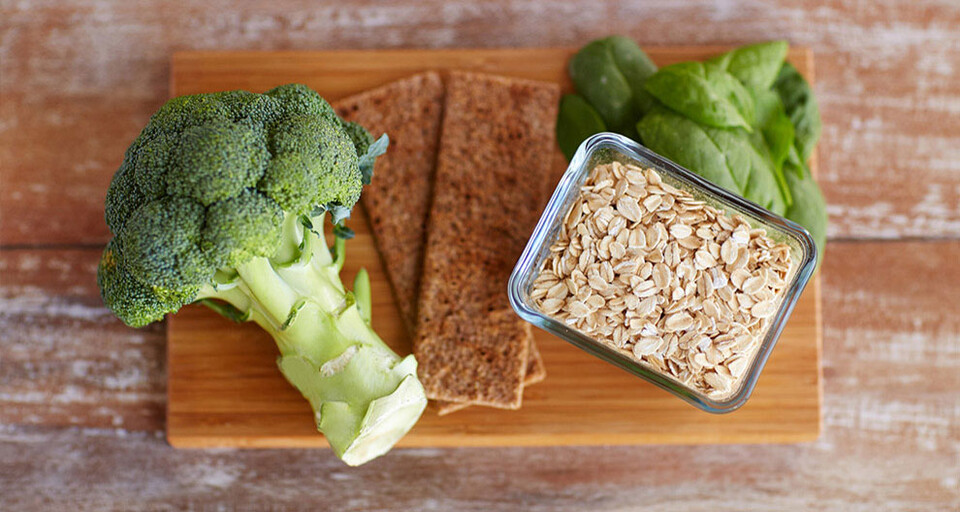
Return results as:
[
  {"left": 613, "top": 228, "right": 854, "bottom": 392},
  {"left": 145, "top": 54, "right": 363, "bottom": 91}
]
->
[
  {"left": 414, "top": 71, "right": 560, "bottom": 409},
  {"left": 436, "top": 338, "right": 546, "bottom": 415},
  {"left": 334, "top": 72, "right": 445, "bottom": 334},
  {"left": 335, "top": 72, "right": 546, "bottom": 413}
]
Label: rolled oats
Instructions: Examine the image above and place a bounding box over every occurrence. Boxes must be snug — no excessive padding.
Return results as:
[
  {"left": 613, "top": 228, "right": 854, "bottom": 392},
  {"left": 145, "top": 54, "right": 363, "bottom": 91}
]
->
[{"left": 531, "top": 162, "right": 793, "bottom": 399}]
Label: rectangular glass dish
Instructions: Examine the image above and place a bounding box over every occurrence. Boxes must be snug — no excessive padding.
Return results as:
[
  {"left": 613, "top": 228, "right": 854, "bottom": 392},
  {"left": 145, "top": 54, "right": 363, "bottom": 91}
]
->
[{"left": 508, "top": 133, "right": 817, "bottom": 413}]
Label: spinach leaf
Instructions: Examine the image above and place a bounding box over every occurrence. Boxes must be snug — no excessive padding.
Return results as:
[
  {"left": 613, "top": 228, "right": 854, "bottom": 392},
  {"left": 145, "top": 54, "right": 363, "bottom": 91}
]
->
[
  {"left": 752, "top": 89, "right": 794, "bottom": 206},
  {"left": 708, "top": 41, "right": 789, "bottom": 91},
  {"left": 637, "top": 107, "right": 788, "bottom": 215},
  {"left": 753, "top": 89, "right": 795, "bottom": 170},
  {"left": 785, "top": 144, "right": 805, "bottom": 178},
  {"left": 637, "top": 107, "right": 744, "bottom": 192},
  {"left": 784, "top": 157, "right": 827, "bottom": 268},
  {"left": 569, "top": 36, "right": 658, "bottom": 136},
  {"left": 644, "top": 61, "right": 755, "bottom": 131},
  {"left": 774, "top": 62, "right": 821, "bottom": 161},
  {"left": 556, "top": 94, "right": 607, "bottom": 160},
  {"left": 743, "top": 130, "right": 789, "bottom": 214},
  {"left": 606, "top": 36, "right": 658, "bottom": 118}
]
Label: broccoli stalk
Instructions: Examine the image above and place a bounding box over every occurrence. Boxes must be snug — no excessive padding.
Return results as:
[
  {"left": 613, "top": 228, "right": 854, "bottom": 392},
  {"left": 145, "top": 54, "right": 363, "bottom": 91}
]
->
[
  {"left": 96, "top": 84, "right": 426, "bottom": 466},
  {"left": 197, "top": 211, "right": 424, "bottom": 465}
]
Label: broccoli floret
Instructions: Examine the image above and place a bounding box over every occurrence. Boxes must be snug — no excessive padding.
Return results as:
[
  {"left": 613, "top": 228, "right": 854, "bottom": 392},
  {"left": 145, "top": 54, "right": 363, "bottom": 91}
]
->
[
  {"left": 145, "top": 93, "right": 233, "bottom": 137},
  {"left": 97, "top": 84, "right": 424, "bottom": 466},
  {"left": 341, "top": 122, "right": 386, "bottom": 186},
  {"left": 202, "top": 189, "right": 283, "bottom": 267},
  {"left": 97, "top": 239, "right": 175, "bottom": 328},
  {"left": 261, "top": 114, "right": 361, "bottom": 210},
  {"left": 342, "top": 121, "right": 374, "bottom": 156},
  {"left": 217, "top": 89, "right": 283, "bottom": 127},
  {"left": 265, "top": 83, "right": 340, "bottom": 125},
  {"left": 168, "top": 121, "right": 269, "bottom": 205},
  {"left": 104, "top": 157, "right": 145, "bottom": 235},
  {"left": 117, "top": 196, "right": 212, "bottom": 291},
  {"left": 134, "top": 133, "right": 178, "bottom": 200}
]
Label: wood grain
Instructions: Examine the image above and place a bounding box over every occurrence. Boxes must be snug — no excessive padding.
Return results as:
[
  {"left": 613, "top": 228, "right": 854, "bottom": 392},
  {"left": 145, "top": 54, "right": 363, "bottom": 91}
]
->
[
  {"left": 4, "top": 1, "right": 960, "bottom": 247},
  {"left": 2, "top": 242, "right": 957, "bottom": 510},
  {"left": 165, "top": 47, "right": 822, "bottom": 448},
  {"left": 2, "top": 1, "right": 959, "bottom": 509},
  {"left": 0, "top": 249, "right": 166, "bottom": 432}
]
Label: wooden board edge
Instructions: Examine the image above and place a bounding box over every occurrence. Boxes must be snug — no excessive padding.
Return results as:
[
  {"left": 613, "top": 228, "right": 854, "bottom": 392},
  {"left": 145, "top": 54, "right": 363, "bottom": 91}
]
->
[
  {"left": 170, "top": 45, "right": 813, "bottom": 61},
  {"left": 170, "top": 46, "right": 814, "bottom": 95},
  {"left": 162, "top": 429, "right": 821, "bottom": 449}
]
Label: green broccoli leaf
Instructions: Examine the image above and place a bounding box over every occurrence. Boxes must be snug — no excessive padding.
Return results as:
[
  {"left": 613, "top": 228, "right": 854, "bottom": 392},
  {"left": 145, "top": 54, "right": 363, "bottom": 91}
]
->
[
  {"left": 333, "top": 223, "right": 355, "bottom": 240},
  {"left": 200, "top": 299, "right": 249, "bottom": 323},
  {"left": 358, "top": 133, "right": 389, "bottom": 185},
  {"left": 326, "top": 203, "right": 352, "bottom": 225}
]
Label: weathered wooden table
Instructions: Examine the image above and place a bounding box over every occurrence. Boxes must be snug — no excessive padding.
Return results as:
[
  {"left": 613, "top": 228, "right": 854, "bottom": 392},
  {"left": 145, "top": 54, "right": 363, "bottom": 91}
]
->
[{"left": 1, "top": 2, "right": 958, "bottom": 510}]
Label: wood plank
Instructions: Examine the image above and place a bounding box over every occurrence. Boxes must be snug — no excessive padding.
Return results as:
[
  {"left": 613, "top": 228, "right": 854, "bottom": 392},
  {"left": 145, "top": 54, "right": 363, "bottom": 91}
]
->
[
  {"left": 5, "top": 234, "right": 960, "bottom": 508},
  {"left": 4, "top": 1, "right": 960, "bottom": 247},
  {"left": 0, "top": 250, "right": 166, "bottom": 431},
  {"left": 165, "top": 47, "right": 822, "bottom": 448},
  {"left": 1, "top": 241, "right": 956, "bottom": 508}
]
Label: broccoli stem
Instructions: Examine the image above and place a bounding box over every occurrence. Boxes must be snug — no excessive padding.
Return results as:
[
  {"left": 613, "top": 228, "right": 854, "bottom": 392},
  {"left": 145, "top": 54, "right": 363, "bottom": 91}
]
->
[{"left": 198, "top": 213, "right": 426, "bottom": 466}]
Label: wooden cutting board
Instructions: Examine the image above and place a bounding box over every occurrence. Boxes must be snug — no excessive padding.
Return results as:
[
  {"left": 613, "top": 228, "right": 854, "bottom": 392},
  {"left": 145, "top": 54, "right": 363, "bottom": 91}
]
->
[{"left": 167, "top": 47, "right": 822, "bottom": 448}]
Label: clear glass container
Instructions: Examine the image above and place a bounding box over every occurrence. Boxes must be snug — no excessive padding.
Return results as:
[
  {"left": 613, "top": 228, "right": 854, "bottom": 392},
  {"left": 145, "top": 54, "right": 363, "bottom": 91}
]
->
[{"left": 508, "top": 133, "right": 817, "bottom": 413}]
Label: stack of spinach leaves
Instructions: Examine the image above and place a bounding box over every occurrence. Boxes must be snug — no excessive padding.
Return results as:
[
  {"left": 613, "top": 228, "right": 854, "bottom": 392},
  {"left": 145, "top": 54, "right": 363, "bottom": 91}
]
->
[{"left": 557, "top": 37, "right": 827, "bottom": 264}]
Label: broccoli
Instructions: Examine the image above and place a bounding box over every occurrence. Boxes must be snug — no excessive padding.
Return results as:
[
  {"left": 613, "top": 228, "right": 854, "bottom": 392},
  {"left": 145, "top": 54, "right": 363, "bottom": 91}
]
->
[{"left": 97, "top": 84, "right": 426, "bottom": 466}]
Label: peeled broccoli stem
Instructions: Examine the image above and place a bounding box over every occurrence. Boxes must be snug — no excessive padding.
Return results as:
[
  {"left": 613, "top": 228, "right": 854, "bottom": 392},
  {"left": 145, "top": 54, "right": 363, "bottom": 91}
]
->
[{"left": 197, "top": 212, "right": 426, "bottom": 466}]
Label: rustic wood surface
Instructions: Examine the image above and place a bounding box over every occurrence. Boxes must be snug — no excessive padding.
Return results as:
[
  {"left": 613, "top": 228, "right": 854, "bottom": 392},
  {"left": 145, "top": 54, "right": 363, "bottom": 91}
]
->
[
  {"left": 1, "top": 1, "right": 958, "bottom": 510},
  {"left": 166, "top": 47, "right": 822, "bottom": 449}
]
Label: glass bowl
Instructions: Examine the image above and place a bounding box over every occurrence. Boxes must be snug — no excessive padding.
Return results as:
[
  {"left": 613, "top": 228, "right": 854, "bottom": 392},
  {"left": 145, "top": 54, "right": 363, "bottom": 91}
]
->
[{"left": 508, "top": 132, "right": 817, "bottom": 413}]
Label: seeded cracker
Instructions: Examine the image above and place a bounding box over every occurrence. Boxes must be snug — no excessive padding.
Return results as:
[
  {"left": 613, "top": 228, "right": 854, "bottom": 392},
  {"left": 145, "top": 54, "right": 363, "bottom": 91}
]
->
[
  {"left": 414, "top": 71, "right": 560, "bottom": 409},
  {"left": 437, "top": 342, "right": 546, "bottom": 415},
  {"left": 334, "top": 73, "right": 445, "bottom": 334},
  {"left": 334, "top": 73, "right": 546, "bottom": 413}
]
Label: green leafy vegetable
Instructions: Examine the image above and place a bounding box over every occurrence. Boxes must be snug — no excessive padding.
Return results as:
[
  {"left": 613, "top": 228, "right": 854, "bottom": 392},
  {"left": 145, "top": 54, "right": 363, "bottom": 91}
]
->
[
  {"left": 708, "top": 41, "right": 789, "bottom": 91},
  {"left": 774, "top": 62, "right": 822, "bottom": 161},
  {"left": 742, "top": 130, "right": 789, "bottom": 214},
  {"left": 97, "top": 85, "right": 427, "bottom": 466},
  {"left": 783, "top": 158, "right": 827, "bottom": 267},
  {"left": 643, "top": 61, "right": 756, "bottom": 131},
  {"left": 752, "top": 89, "right": 794, "bottom": 206},
  {"left": 637, "top": 107, "right": 787, "bottom": 214},
  {"left": 561, "top": 36, "right": 826, "bottom": 267},
  {"left": 785, "top": 144, "right": 805, "bottom": 178},
  {"left": 556, "top": 94, "right": 607, "bottom": 160},
  {"left": 636, "top": 107, "right": 745, "bottom": 192},
  {"left": 569, "top": 35, "right": 658, "bottom": 136},
  {"left": 753, "top": 89, "right": 795, "bottom": 171}
]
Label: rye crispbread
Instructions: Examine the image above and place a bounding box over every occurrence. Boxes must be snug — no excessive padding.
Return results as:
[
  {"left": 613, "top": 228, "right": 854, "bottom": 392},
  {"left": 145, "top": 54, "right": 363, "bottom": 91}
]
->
[
  {"left": 436, "top": 339, "right": 546, "bottom": 415},
  {"left": 414, "top": 71, "right": 560, "bottom": 409},
  {"left": 334, "top": 72, "right": 445, "bottom": 334},
  {"left": 335, "top": 72, "right": 548, "bottom": 412}
]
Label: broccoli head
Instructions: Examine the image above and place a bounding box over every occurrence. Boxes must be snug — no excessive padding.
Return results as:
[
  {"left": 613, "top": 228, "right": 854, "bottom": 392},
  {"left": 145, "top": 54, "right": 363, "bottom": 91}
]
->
[
  {"left": 97, "top": 84, "right": 424, "bottom": 466},
  {"left": 101, "top": 84, "right": 365, "bottom": 325}
]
